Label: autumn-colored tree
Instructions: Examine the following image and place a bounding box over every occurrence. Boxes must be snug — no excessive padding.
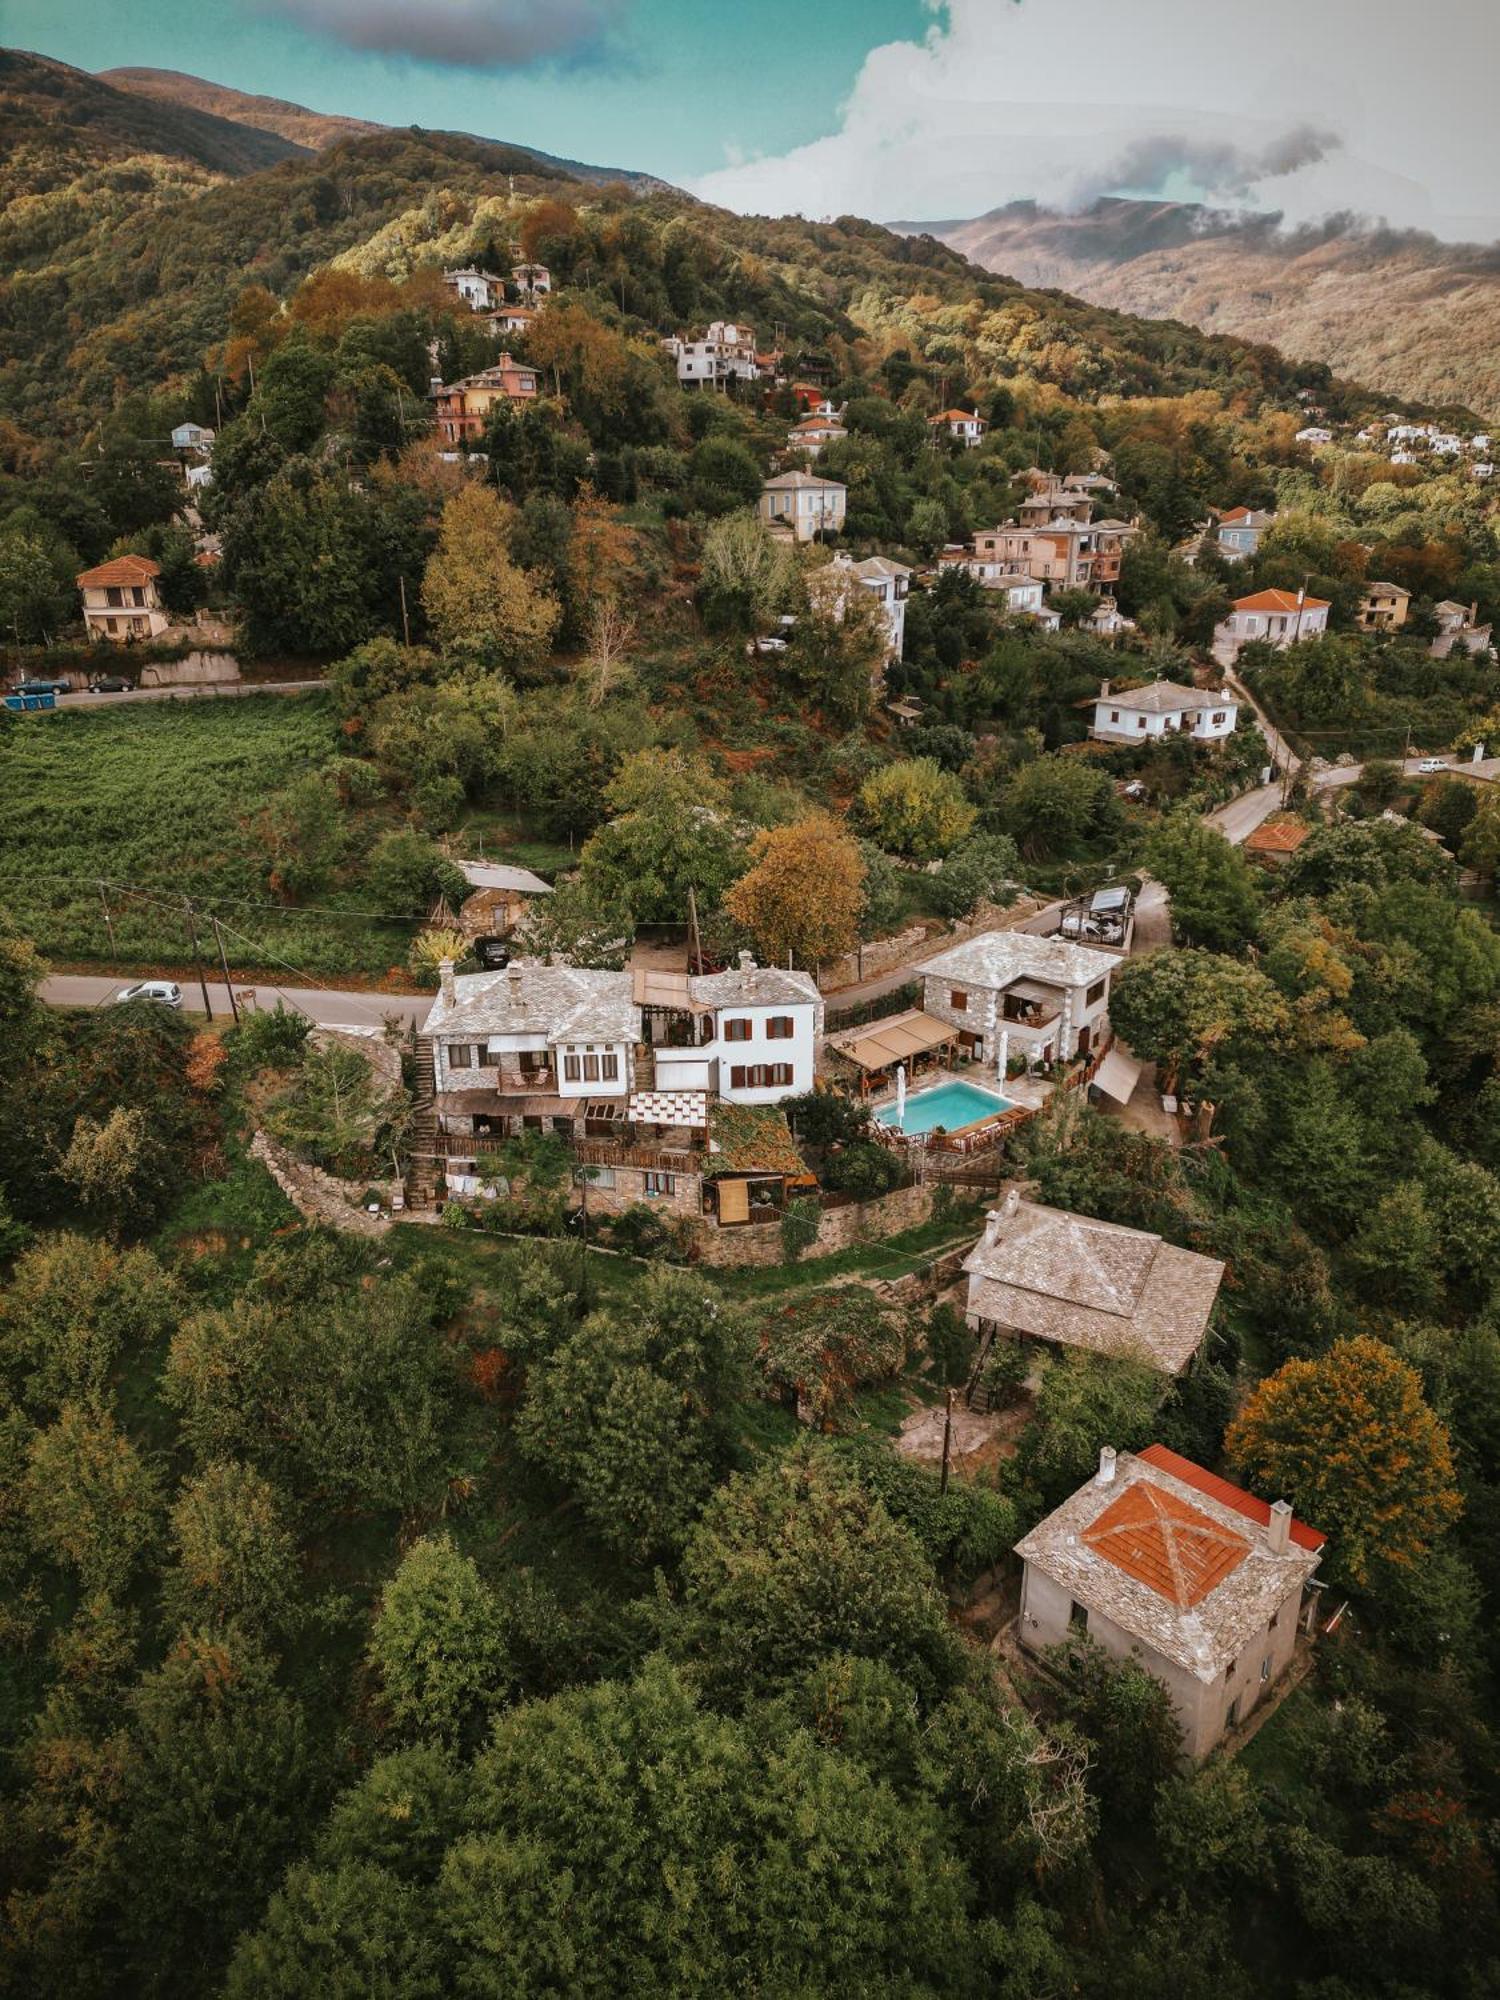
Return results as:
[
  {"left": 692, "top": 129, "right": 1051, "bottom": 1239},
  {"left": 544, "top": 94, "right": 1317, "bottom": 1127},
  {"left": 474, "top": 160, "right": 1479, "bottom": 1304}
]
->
[
  {"left": 1226, "top": 1335, "right": 1462, "bottom": 1586},
  {"left": 288, "top": 267, "right": 401, "bottom": 341},
  {"left": 25, "top": 1403, "right": 163, "bottom": 1596},
  {"left": 519, "top": 198, "right": 581, "bottom": 267},
  {"left": 723, "top": 814, "right": 865, "bottom": 967},
  {"left": 420, "top": 484, "right": 560, "bottom": 679}
]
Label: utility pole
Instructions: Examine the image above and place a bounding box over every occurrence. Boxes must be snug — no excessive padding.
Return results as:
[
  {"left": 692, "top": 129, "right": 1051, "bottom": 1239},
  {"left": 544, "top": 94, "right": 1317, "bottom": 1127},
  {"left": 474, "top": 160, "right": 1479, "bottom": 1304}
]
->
[
  {"left": 210, "top": 915, "right": 240, "bottom": 1024},
  {"left": 687, "top": 884, "right": 703, "bottom": 977},
  {"left": 576, "top": 1166, "right": 592, "bottom": 1313},
  {"left": 182, "top": 901, "right": 213, "bottom": 1019},
  {"left": 939, "top": 1387, "right": 954, "bottom": 1495},
  {"left": 97, "top": 881, "right": 116, "bottom": 959},
  {"left": 399, "top": 575, "right": 411, "bottom": 648}
]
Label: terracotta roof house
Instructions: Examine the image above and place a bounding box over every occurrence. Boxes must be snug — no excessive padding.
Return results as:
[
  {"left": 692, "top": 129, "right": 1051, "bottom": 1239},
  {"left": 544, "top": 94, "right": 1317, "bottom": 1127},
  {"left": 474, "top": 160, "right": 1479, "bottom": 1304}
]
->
[
  {"left": 962, "top": 1189, "right": 1225, "bottom": 1374},
  {"left": 75, "top": 554, "right": 169, "bottom": 643},
  {"left": 1243, "top": 816, "right": 1311, "bottom": 865},
  {"left": 1016, "top": 1443, "right": 1324, "bottom": 1758},
  {"left": 1214, "top": 588, "right": 1330, "bottom": 657},
  {"left": 929, "top": 408, "right": 988, "bottom": 447}
]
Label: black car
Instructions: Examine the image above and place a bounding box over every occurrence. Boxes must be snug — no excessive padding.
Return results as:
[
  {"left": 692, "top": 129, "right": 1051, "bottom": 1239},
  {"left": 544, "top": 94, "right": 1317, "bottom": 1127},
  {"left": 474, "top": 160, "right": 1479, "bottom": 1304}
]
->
[
  {"left": 88, "top": 674, "right": 132, "bottom": 693},
  {"left": 473, "top": 936, "right": 512, "bottom": 969},
  {"left": 13, "top": 676, "right": 70, "bottom": 697}
]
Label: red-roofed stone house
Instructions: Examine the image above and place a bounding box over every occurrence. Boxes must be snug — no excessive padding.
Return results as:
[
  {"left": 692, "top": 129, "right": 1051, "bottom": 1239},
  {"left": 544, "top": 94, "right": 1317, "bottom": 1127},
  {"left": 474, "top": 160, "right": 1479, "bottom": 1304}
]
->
[
  {"left": 75, "top": 555, "right": 169, "bottom": 643},
  {"left": 1016, "top": 1443, "right": 1324, "bottom": 1758}
]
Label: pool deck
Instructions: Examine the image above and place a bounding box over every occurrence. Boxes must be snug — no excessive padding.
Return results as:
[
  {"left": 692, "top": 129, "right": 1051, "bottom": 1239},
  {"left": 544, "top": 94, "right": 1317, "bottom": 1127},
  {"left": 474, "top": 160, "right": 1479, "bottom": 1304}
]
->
[{"left": 871, "top": 1067, "right": 1053, "bottom": 1142}]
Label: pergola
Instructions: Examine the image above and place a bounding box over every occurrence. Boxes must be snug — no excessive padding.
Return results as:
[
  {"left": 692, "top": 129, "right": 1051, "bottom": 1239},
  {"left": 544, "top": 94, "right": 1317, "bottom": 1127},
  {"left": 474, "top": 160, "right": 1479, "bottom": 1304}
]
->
[{"left": 826, "top": 1009, "right": 961, "bottom": 1095}]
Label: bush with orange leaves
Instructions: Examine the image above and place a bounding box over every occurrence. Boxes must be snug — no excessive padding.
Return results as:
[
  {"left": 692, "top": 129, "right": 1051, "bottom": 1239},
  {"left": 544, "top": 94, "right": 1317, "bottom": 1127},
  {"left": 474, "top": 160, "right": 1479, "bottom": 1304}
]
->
[{"left": 1226, "top": 1335, "right": 1461, "bottom": 1588}]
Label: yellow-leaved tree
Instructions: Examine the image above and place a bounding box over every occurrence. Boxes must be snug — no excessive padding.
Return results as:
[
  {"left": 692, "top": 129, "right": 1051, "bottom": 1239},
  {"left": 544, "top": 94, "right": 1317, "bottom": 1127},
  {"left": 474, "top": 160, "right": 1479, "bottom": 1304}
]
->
[
  {"left": 723, "top": 814, "right": 866, "bottom": 968},
  {"left": 421, "top": 484, "right": 559, "bottom": 681}
]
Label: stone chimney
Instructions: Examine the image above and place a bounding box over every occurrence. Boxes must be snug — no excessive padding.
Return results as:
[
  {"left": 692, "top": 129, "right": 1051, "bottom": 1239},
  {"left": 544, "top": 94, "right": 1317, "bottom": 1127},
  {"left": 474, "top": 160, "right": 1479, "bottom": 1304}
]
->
[
  {"left": 438, "top": 959, "right": 455, "bottom": 1005},
  {"left": 1099, "top": 678, "right": 1110, "bottom": 700},
  {"left": 1267, "top": 1499, "right": 1292, "bottom": 1554},
  {"left": 507, "top": 969, "right": 523, "bottom": 1008},
  {"left": 738, "top": 950, "right": 757, "bottom": 973},
  {"left": 1095, "top": 1445, "right": 1118, "bottom": 1487}
]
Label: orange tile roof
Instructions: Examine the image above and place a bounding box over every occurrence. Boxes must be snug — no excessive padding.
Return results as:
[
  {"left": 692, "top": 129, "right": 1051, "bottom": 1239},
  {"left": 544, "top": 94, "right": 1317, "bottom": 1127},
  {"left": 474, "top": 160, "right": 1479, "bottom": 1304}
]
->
[
  {"left": 1244, "top": 816, "right": 1311, "bottom": 853},
  {"left": 930, "top": 408, "right": 983, "bottom": 424},
  {"left": 1082, "top": 1479, "right": 1250, "bottom": 1607},
  {"left": 75, "top": 554, "right": 160, "bottom": 587},
  {"left": 1232, "top": 587, "right": 1330, "bottom": 613},
  {"left": 1139, "top": 1444, "right": 1325, "bottom": 1551},
  {"left": 1218, "top": 505, "right": 1254, "bottom": 522}
]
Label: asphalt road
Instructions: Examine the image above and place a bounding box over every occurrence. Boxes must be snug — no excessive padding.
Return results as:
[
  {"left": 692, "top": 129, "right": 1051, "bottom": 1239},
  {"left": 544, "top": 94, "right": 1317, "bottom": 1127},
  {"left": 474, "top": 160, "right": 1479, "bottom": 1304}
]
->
[{"left": 41, "top": 973, "right": 430, "bottom": 1032}]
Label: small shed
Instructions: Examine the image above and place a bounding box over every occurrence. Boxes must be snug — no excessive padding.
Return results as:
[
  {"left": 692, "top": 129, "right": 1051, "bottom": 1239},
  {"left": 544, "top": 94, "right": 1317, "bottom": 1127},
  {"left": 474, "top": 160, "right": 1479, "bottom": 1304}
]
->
[
  {"left": 455, "top": 860, "right": 553, "bottom": 935},
  {"left": 703, "top": 1102, "right": 814, "bottom": 1225}
]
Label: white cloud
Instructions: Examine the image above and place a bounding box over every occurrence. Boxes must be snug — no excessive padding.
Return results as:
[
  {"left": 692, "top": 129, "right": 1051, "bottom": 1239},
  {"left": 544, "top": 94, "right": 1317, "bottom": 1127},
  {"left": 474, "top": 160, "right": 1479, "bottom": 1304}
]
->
[
  {"left": 689, "top": 0, "right": 1500, "bottom": 243},
  {"left": 250, "top": 0, "right": 628, "bottom": 70}
]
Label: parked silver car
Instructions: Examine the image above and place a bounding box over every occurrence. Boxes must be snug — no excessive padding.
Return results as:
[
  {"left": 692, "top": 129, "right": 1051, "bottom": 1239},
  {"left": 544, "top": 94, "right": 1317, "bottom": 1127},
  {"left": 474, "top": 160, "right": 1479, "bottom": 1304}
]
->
[{"left": 114, "top": 980, "right": 183, "bottom": 1009}]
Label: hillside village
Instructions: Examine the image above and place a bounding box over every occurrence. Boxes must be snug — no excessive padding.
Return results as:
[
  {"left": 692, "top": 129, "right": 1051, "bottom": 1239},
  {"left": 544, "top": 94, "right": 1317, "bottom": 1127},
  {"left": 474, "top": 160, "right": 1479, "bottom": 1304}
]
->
[{"left": 2, "top": 44, "right": 1500, "bottom": 2000}]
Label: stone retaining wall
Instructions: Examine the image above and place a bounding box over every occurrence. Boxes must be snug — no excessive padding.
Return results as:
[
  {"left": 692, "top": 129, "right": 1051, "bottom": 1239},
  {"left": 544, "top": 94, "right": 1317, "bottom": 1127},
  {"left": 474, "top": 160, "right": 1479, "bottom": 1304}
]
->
[
  {"left": 817, "top": 895, "right": 1049, "bottom": 996},
  {"left": 251, "top": 1130, "right": 397, "bottom": 1237},
  {"left": 689, "top": 1181, "right": 935, "bottom": 1268},
  {"left": 139, "top": 650, "right": 242, "bottom": 687}
]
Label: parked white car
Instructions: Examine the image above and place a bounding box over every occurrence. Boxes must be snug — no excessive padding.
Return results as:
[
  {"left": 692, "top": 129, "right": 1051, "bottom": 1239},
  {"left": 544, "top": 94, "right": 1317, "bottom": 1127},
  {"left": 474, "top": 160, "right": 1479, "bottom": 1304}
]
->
[
  {"left": 1416, "top": 757, "right": 1446, "bottom": 773},
  {"left": 114, "top": 980, "right": 183, "bottom": 1008}
]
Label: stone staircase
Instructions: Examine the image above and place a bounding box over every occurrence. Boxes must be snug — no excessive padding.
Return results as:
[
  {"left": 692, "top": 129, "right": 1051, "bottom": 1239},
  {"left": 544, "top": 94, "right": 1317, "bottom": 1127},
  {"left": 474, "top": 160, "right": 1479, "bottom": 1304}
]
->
[
  {"left": 965, "top": 1327, "right": 997, "bottom": 1413},
  {"left": 405, "top": 1036, "right": 441, "bottom": 1211}
]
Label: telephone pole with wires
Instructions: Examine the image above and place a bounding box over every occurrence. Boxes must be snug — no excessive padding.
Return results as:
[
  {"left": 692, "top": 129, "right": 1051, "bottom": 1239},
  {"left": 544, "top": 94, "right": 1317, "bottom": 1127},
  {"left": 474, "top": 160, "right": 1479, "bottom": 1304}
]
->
[{"left": 182, "top": 900, "right": 214, "bottom": 1018}]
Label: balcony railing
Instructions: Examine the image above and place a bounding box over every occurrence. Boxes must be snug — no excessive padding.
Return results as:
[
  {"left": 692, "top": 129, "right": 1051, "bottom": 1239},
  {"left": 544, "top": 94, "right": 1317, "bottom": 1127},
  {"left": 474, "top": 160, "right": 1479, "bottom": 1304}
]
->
[{"left": 573, "top": 1137, "right": 704, "bottom": 1174}]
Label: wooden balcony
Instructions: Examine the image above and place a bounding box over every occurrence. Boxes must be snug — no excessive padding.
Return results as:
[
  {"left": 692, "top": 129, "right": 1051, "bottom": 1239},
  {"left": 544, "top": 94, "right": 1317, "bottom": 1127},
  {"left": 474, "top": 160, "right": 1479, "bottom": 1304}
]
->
[{"left": 573, "top": 1137, "right": 704, "bottom": 1175}]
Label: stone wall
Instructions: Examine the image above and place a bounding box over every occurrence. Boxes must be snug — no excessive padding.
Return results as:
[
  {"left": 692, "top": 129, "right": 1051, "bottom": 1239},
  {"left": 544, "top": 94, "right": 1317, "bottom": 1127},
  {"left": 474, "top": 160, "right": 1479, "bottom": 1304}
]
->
[
  {"left": 251, "top": 1130, "right": 397, "bottom": 1237},
  {"left": 817, "top": 895, "right": 1048, "bottom": 996},
  {"left": 139, "top": 650, "right": 242, "bottom": 687},
  {"left": 689, "top": 1181, "right": 935, "bottom": 1268}
]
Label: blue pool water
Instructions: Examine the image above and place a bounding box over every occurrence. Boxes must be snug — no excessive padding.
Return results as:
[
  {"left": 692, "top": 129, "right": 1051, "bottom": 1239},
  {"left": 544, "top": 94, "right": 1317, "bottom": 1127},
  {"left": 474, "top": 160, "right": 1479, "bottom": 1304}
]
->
[{"left": 875, "top": 1080, "right": 1013, "bottom": 1137}]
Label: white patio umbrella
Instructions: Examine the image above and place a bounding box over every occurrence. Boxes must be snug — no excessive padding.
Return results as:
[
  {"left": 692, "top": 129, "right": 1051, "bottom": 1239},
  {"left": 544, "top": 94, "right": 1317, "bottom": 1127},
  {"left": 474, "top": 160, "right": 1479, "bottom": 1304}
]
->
[
  {"left": 895, "top": 1063, "right": 907, "bottom": 1130},
  {"left": 997, "top": 1030, "right": 1010, "bottom": 1091}
]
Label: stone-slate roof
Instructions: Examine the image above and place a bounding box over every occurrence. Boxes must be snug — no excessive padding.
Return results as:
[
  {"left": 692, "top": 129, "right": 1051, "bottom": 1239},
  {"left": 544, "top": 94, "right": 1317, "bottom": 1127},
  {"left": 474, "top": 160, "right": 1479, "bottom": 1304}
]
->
[
  {"left": 962, "top": 1198, "right": 1224, "bottom": 1374},
  {"left": 422, "top": 965, "right": 638, "bottom": 1045},
  {"left": 922, "top": 931, "right": 1120, "bottom": 994},
  {"left": 1015, "top": 1448, "right": 1322, "bottom": 1681}
]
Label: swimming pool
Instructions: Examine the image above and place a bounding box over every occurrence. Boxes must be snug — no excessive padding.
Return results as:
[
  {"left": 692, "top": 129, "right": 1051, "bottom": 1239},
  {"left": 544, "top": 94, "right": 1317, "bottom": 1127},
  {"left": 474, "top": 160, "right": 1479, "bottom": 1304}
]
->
[{"left": 874, "top": 1079, "right": 1013, "bottom": 1137}]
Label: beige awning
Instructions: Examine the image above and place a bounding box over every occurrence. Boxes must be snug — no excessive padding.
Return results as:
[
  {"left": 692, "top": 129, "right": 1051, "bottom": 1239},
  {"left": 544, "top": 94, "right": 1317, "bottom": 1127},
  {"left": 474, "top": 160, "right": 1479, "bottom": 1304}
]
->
[
  {"left": 1093, "top": 1046, "right": 1143, "bottom": 1104},
  {"left": 829, "top": 1009, "right": 960, "bottom": 1072},
  {"left": 632, "top": 968, "right": 710, "bottom": 1012},
  {"left": 717, "top": 1178, "right": 751, "bottom": 1225}
]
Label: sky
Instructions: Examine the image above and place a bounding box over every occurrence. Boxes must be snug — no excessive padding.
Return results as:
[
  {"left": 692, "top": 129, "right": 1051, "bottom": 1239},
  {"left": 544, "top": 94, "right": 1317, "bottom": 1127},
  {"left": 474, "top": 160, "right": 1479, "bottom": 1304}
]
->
[{"left": 10, "top": 0, "right": 1500, "bottom": 240}]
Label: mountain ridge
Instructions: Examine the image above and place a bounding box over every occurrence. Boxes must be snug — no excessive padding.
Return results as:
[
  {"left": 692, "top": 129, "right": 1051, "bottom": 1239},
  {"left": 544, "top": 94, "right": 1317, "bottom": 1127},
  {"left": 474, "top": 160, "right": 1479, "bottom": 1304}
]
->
[
  {"left": 899, "top": 197, "right": 1500, "bottom": 418},
  {"left": 98, "top": 63, "right": 674, "bottom": 192}
]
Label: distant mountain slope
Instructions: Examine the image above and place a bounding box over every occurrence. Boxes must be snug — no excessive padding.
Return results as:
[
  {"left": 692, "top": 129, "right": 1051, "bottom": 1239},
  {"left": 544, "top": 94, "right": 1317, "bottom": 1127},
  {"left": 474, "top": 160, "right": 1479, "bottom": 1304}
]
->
[
  {"left": 99, "top": 63, "right": 671, "bottom": 192},
  {"left": 906, "top": 198, "right": 1500, "bottom": 419},
  {"left": 0, "top": 48, "right": 303, "bottom": 184},
  {"left": 101, "top": 67, "right": 376, "bottom": 154}
]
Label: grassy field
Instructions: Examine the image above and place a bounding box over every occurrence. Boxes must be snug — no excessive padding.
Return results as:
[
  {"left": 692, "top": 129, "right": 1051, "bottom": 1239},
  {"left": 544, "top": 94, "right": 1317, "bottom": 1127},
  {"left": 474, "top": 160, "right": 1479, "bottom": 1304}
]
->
[{"left": 2, "top": 695, "right": 433, "bottom": 979}]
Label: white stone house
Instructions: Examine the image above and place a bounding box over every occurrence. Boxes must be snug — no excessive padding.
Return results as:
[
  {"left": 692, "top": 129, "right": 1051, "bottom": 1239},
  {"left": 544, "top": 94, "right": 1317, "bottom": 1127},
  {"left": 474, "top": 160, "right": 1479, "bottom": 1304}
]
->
[
  {"left": 962, "top": 1191, "right": 1225, "bottom": 1375},
  {"left": 75, "top": 555, "right": 171, "bottom": 643},
  {"left": 171, "top": 422, "right": 215, "bottom": 453},
  {"left": 807, "top": 552, "right": 912, "bottom": 661},
  {"left": 1430, "top": 601, "right": 1494, "bottom": 660},
  {"left": 641, "top": 960, "right": 824, "bottom": 1107},
  {"left": 1295, "top": 425, "right": 1333, "bottom": 445},
  {"left": 1090, "top": 678, "right": 1239, "bottom": 745},
  {"left": 759, "top": 470, "right": 847, "bottom": 542},
  {"left": 1214, "top": 588, "right": 1330, "bottom": 656},
  {"left": 919, "top": 932, "right": 1119, "bottom": 1067},
  {"left": 929, "top": 408, "right": 988, "bottom": 448},
  {"left": 1016, "top": 1443, "right": 1324, "bottom": 1760},
  {"left": 443, "top": 267, "right": 504, "bottom": 311},
  {"left": 427, "top": 962, "right": 638, "bottom": 1130},
  {"left": 511, "top": 263, "right": 551, "bottom": 297}
]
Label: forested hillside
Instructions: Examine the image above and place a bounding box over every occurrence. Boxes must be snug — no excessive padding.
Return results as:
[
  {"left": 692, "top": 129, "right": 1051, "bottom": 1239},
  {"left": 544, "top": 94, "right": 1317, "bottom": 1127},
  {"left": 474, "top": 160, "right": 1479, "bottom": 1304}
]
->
[
  {"left": 1, "top": 45, "right": 1339, "bottom": 449},
  {"left": 915, "top": 197, "right": 1500, "bottom": 421}
]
